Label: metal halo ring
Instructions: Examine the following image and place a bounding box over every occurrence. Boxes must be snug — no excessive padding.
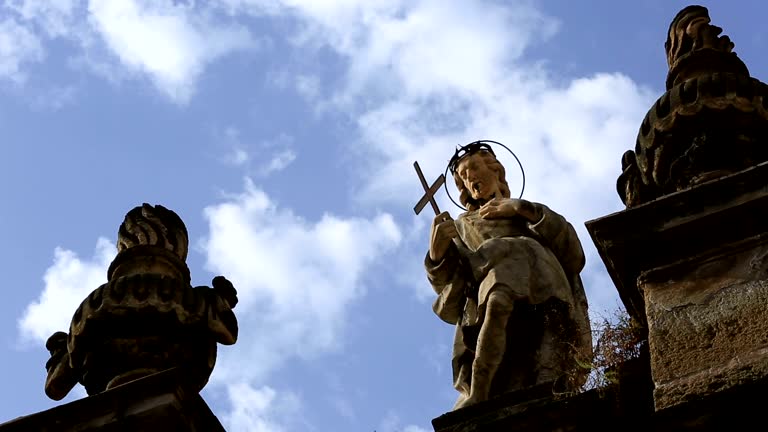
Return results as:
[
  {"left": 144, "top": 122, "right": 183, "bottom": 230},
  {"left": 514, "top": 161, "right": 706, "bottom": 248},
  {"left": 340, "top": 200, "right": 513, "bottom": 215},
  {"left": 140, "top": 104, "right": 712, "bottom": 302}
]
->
[{"left": 443, "top": 139, "right": 526, "bottom": 211}]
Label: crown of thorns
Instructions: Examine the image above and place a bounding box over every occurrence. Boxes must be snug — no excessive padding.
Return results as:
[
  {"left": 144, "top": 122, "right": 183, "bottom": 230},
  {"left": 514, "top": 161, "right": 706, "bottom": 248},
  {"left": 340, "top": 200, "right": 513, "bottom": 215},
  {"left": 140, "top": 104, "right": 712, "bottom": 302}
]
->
[
  {"left": 448, "top": 141, "right": 496, "bottom": 175},
  {"left": 443, "top": 140, "right": 525, "bottom": 210}
]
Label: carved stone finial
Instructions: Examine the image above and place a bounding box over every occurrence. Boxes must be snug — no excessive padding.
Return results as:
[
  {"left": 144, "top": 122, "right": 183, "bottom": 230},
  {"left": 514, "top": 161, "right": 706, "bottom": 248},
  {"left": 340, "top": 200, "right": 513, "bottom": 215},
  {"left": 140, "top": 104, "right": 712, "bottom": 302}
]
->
[
  {"left": 664, "top": 5, "right": 746, "bottom": 89},
  {"left": 43, "top": 204, "right": 239, "bottom": 401},
  {"left": 117, "top": 203, "right": 189, "bottom": 260},
  {"left": 109, "top": 203, "right": 191, "bottom": 284},
  {"left": 617, "top": 6, "right": 768, "bottom": 207}
]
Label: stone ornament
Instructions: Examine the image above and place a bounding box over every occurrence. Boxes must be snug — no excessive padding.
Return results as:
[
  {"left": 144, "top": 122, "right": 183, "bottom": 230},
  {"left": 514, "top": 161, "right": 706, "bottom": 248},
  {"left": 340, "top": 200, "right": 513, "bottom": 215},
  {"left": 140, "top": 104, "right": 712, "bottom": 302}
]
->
[
  {"left": 44, "top": 204, "right": 238, "bottom": 401},
  {"left": 618, "top": 5, "right": 768, "bottom": 207},
  {"left": 665, "top": 5, "right": 741, "bottom": 90},
  {"left": 422, "top": 143, "right": 591, "bottom": 409}
]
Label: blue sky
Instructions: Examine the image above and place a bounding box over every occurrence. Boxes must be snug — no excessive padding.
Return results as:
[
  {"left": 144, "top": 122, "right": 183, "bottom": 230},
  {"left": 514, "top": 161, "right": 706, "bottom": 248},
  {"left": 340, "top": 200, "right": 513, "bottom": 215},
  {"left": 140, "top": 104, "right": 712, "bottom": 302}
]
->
[{"left": 1, "top": 1, "right": 765, "bottom": 431}]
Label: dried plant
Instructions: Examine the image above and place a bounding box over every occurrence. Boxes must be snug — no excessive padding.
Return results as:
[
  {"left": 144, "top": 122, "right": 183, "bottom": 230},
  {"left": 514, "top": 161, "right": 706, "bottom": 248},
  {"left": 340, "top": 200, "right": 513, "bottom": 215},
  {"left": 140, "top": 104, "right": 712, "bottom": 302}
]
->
[{"left": 574, "top": 308, "right": 646, "bottom": 392}]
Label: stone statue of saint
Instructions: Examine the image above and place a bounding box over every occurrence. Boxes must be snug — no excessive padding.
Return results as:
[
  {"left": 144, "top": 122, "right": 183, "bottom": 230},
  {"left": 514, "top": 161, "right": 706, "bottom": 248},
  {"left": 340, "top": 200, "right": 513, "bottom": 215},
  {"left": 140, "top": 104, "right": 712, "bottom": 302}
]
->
[{"left": 425, "top": 143, "right": 591, "bottom": 409}]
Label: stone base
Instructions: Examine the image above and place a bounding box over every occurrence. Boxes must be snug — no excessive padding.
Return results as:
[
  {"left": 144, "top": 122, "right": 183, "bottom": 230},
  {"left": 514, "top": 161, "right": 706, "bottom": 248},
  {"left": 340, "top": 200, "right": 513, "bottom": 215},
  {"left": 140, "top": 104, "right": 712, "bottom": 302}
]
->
[
  {"left": 641, "top": 236, "right": 768, "bottom": 410},
  {"left": 430, "top": 354, "right": 766, "bottom": 431},
  {"left": 432, "top": 356, "right": 654, "bottom": 432},
  {"left": 0, "top": 368, "right": 225, "bottom": 431},
  {"left": 587, "top": 160, "right": 768, "bottom": 328},
  {"left": 652, "top": 374, "right": 768, "bottom": 431},
  {"left": 587, "top": 161, "right": 768, "bottom": 411}
]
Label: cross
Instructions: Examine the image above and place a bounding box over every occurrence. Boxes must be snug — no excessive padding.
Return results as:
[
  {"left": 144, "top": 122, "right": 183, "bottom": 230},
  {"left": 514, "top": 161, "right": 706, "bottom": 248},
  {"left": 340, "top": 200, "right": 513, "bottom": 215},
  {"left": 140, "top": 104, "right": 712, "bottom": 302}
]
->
[{"left": 413, "top": 161, "right": 445, "bottom": 215}]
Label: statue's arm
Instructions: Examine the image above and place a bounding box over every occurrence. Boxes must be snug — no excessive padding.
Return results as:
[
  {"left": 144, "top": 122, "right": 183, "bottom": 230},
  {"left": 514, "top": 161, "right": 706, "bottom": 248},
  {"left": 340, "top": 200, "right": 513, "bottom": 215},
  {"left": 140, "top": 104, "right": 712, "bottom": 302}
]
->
[
  {"left": 197, "top": 276, "right": 239, "bottom": 345},
  {"left": 528, "top": 203, "right": 586, "bottom": 276},
  {"left": 44, "top": 331, "right": 78, "bottom": 401},
  {"left": 425, "top": 245, "right": 468, "bottom": 324}
]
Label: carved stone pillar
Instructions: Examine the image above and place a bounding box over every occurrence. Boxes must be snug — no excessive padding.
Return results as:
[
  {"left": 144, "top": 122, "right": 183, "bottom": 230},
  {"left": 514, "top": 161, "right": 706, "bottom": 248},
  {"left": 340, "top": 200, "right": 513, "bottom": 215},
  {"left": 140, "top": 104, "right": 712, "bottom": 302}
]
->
[
  {"left": 589, "top": 161, "right": 768, "bottom": 410},
  {"left": 589, "top": 6, "right": 768, "bottom": 411},
  {"left": 43, "top": 203, "right": 239, "bottom": 401}
]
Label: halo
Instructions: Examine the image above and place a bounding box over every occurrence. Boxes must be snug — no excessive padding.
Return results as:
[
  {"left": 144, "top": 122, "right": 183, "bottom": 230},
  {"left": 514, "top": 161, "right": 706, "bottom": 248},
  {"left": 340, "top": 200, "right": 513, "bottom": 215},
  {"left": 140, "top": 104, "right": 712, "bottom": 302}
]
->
[{"left": 444, "top": 140, "right": 526, "bottom": 211}]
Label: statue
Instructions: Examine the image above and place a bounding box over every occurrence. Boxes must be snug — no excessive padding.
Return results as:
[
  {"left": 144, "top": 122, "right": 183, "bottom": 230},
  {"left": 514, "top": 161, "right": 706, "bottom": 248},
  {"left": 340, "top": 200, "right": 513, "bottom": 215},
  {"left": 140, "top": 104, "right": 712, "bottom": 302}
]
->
[
  {"left": 43, "top": 203, "right": 238, "bottom": 400},
  {"left": 417, "top": 142, "right": 591, "bottom": 409},
  {"left": 618, "top": 5, "right": 768, "bottom": 207}
]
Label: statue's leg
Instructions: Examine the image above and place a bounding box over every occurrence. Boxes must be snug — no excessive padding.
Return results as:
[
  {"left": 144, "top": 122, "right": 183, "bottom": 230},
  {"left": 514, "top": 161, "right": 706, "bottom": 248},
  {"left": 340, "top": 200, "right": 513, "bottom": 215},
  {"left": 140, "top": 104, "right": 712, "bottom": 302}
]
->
[
  {"left": 535, "top": 323, "right": 560, "bottom": 386},
  {"left": 462, "top": 289, "right": 515, "bottom": 407},
  {"left": 453, "top": 392, "right": 469, "bottom": 410},
  {"left": 535, "top": 302, "right": 581, "bottom": 392}
]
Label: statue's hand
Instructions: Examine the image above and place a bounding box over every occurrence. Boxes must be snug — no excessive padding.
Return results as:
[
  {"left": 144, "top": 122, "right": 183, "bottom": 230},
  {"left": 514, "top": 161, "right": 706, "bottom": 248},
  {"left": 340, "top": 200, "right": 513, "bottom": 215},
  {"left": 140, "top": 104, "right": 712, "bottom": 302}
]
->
[
  {"left": 480, "top": 198, "right": 541, "bottom": 222},
  {"left": 430, "top": 211, "right": 458, "bottom": 262},
  {"left": 212, "top": 276, "right": 238, "bottom": 309},
  {"left": 44, "top": 331, "right": 77, "bottom": 401}
]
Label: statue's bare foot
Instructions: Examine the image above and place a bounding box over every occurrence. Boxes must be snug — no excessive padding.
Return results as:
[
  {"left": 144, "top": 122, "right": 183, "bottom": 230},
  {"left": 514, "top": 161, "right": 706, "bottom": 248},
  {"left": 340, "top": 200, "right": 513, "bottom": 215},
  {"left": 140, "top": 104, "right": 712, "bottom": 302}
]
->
[{"left": 455, "top": 394, "right": 485, "bottom": 409}]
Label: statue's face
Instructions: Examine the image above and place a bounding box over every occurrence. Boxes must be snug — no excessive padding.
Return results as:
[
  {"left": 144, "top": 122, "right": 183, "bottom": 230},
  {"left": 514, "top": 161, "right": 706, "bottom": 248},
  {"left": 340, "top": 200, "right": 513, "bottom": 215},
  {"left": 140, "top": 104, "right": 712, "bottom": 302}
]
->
[{"left": 456, "top": 152, "right": 502, "bottom": 203}]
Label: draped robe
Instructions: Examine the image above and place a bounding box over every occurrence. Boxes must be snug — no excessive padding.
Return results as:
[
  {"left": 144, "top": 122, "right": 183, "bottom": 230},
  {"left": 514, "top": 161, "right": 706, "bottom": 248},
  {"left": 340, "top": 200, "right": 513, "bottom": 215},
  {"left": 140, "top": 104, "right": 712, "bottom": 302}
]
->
[{"left": 425, "top": 202, "right": 591, "bottom": 402}]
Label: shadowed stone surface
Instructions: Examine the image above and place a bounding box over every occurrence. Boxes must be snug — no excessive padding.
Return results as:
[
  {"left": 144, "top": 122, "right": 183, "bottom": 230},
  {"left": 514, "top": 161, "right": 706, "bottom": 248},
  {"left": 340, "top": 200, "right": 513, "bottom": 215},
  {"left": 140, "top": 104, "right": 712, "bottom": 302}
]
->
[
  {"left": 431, "top": 353, "right": 653, "bottom": 432},
  {"left": 617, "top": 5, "right": 768, "bottom": 207},
  {"left": 44, "top": 203, "right": 239, "bottom": 401},
  {"left": 0, "top": 204, "right": 241, "bottom": 431},
  {"left": 589, "top": 4, "right": 768, "bottom": 414},
  {"left": 0, "top": 368, "right": 225, "bottom": 432},
  {"left": 589, "top": 160, "right": 768, "bottom": 410},
  {"left": 590, "top": 158, "right": 768, "bottom": 325},
  {"left": 429, "top": 347, "right": 766, "bottom": 431}
]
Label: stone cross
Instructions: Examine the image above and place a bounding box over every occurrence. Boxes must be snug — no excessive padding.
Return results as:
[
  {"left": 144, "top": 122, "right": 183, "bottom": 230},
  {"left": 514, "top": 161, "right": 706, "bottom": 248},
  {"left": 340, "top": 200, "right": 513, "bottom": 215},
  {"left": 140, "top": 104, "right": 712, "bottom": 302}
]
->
[{"left": 413, "top": 161, "right": 445, "bottom": 216}]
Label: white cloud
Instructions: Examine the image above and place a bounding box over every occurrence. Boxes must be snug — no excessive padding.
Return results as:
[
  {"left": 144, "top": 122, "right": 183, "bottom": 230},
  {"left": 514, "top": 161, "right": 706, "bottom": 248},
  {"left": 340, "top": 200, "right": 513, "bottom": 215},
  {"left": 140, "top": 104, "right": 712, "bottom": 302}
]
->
[
  {"left": 18, "top": 182, "right": 401, "bottom": 427},
  {"left": 18, "top": 179, "right": 401, "bottom": 364},
  {"left": 223, "top": 383, "right": 300, "bottom": 432},
  {"left": 226, "top": 147, "right": 251, "bottom": 166},
  {"left": 220, "top": 0, "right": 556, "bottom": 102},
  {"left": 294, "top": 73, "right": 320, "bottom": 100},
  {"left": 223, "top": 145, "right": 295, "bottom": 174},
  {"left": 6, "top": 0, "right": 78, "bottom": 37},
  {"left": 249, "top": 134, "right": 297, "bottom": 176},
  {"left": 18, "top": 237, "right": 114, "bottom": 344},
  {"left": 218, "top": 130, "right": 297, "bottom": 175},
  {"left": 3, "top": 0, "right": 258, "bottom": 100},
  {"left": 0, "top": 18, "right": 44, "bottom": 83},
  {"left": 220, "top": 0, "right": 656, "bottom": 315},
  {"left": 259, "top": 148, "right": 296, "bottom": 175},
  {"left": 219, "top": 127, "right": 250, "bottom": 166},
  {"left": 202, "top": 178, "right": 401, "bottom": 385},
  {"left": 208, "top": 0, "right": 648, "bottom": 221},
  {"left": 86, "top": 0, "right": 255, "bottom": 103}
]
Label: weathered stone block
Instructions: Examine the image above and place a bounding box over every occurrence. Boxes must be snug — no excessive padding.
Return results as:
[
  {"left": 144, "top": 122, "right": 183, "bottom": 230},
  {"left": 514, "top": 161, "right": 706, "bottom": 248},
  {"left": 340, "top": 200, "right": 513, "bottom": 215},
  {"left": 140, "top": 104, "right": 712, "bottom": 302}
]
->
[
  {"left": 0, "top": 368, "right": 225, "bottom": 431},
  {"left": 587, "top": 161, "right": 768, "bottom": 411},
  {"left": 641, "top": 236, "right": 768, "bottom": 409}
]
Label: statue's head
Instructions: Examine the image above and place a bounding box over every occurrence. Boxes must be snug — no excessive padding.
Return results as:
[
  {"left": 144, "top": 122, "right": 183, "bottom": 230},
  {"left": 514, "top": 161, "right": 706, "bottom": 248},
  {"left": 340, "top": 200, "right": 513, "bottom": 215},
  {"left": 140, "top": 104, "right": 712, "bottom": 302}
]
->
[
  {"left": 117, "top": 203, "right": 189, "bottom": 261},
  {"left": 665, "top": 5, "right": 733, "bottom": 69},
  {"left": 450, "top": 145, "right": 510, "bottom": 211}
]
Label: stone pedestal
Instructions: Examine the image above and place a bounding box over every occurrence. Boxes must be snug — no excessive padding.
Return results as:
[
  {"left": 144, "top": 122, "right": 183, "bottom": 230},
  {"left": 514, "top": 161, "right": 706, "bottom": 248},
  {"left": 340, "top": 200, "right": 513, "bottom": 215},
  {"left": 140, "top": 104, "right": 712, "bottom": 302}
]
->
[
  {"left": 431, "top": 354, "right": 653, "bottom": 432},
  {"left": 0, "top": 368, "right": 225, "bottom": 431},
  {"left": 587, "top": 161, "right": 768, "bottom": 410}
]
